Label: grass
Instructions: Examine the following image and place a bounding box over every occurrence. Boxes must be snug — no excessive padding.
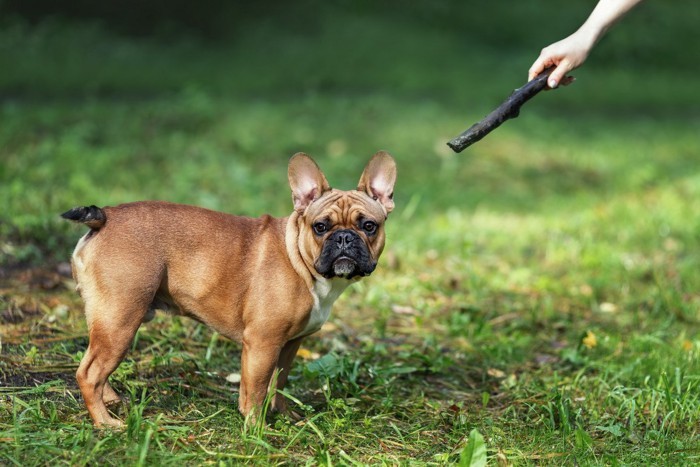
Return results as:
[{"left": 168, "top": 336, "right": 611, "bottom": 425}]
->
[{"left": 2, "top": 1, "right": 700, "bottom": 464}]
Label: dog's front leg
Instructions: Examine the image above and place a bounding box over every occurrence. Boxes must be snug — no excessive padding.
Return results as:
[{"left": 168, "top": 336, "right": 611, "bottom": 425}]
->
[
  {"left": 239, "top": 333, "right": 284, "bottom": 422},
  {"left": 269, "top": 337, "right": 304, "bottom": 418}
]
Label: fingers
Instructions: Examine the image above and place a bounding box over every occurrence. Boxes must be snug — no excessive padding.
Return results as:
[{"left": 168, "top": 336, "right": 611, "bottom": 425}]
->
[
  {"left": 528, "top": 54, "right": 575, "bottom": 90},
  {"left": 528, "top": 55, "right": 551, "bottom": 82},
  {"left": 530, "top": 30, "right": 592, "bottom": 87},
  {"left": 546, "top": 60, "right": 572, "bottom": 88}
]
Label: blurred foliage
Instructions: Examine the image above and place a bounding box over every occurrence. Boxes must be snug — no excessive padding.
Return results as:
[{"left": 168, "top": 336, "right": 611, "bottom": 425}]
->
[
  {"left": 1, "top": 3, "right": 699, "bottom": 464},
  {"left": 0, "top": 1, "right": 699, "bottom": 264}
]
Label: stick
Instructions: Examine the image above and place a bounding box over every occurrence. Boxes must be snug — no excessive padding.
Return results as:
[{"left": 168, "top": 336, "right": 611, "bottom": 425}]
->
[{"left": 447, "top": 67, "right": 556, "bottom": 153}]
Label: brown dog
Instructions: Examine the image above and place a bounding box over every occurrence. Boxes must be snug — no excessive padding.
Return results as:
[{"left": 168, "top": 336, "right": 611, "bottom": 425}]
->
[{"left": 62, "top": 152, "right": 396, "bottom": 428}]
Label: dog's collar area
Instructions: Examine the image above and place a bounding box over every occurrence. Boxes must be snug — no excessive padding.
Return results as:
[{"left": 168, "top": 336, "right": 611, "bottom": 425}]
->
[{"left": 292, "top": 276, "right": 350, "bottom": 339}]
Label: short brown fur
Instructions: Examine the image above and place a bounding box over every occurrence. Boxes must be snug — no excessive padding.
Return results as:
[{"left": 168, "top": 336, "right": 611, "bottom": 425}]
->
[{"left": 66, "top": 152, "right": 396, "bottom": 428}]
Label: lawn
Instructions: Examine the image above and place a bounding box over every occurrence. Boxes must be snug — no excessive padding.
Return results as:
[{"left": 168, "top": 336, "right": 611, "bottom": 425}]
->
[{"left": 1, "top": 1, "right": 700, "bottom": 465}]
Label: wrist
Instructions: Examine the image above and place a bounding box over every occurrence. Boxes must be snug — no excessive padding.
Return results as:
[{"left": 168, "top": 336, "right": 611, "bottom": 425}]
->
[{"left": 576, "top": 20, "right": 605, "bottom": 49}]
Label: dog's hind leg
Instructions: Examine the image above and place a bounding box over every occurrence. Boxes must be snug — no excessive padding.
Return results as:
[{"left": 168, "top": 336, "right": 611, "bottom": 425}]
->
[
  {"left": 102, "top": 382, "right": 123, "bottom": 405},
  {"left": 76, "top": 304, "right": 146, "bottom": 428}
]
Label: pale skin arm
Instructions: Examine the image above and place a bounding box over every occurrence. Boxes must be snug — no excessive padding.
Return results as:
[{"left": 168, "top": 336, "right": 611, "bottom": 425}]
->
[{"left": 528, "top": 0, "right": 644, "bottom": 88}]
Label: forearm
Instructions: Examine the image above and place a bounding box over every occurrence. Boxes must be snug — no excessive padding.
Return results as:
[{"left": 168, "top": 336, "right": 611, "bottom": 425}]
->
[
  {"left": 577, "top": 0, "right": 644, "bottom": 47},
  {"left": 528, "top": 0, "right": 644, "bottom": 86}
]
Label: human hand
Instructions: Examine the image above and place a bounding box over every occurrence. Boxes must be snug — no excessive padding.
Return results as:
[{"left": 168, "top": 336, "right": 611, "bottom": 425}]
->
[
  {"left": 528, "top": 0, "right": 642, "bottom": 88},
  {"left": 528, "top": 30, "right": 595, "bottom": 88}
]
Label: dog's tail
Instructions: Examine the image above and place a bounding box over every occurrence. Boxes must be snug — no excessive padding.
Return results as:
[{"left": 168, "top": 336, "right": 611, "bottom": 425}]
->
[{"left": 61, "top": 205, "right": 106, "bottom": 229}]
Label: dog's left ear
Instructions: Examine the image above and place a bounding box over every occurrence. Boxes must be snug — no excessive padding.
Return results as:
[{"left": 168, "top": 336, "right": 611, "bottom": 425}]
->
[
  {"left": 288, "top": 153, "right": 331, "bottom": 214},
  {"left": 358, "top": 151, "right": 397, "bottom": 214}
]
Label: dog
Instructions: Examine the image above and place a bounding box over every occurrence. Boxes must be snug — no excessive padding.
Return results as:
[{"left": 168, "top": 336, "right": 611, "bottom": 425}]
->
[{"left": 62, "top": 152, "right": 396, "bottom": 427}]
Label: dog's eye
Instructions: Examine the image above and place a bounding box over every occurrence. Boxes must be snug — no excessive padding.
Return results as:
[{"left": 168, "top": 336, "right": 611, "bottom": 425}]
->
[
  {"left": 362, "top": 221, "right": 377, "bottom": 234},
  {"left": 313, "top": 222, "right": 328, "bottom": 235}
]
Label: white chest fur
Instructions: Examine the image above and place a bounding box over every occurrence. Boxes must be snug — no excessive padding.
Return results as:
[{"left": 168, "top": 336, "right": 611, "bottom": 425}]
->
[{"left": 293, "top": 277, "right": 350, "bottom": 339}]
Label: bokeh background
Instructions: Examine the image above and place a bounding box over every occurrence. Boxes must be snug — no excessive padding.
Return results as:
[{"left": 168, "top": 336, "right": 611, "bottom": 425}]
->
[
  {"left": 1, "top": 1, "right": 700, "bottom": 464},
  {"left": 2, "top": 0, "right": 698, "bottom": 254}
]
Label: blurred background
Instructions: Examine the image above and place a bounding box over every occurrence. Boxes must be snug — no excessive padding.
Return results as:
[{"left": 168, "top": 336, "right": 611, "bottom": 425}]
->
[
  {"left": 2, "top": 0, "right": 698, "bottom": 265},
  {"left": 2, "top": 0, "right": 700, "bottom": 332},
  {"left": 2, "top": 2, "right": 700, "bottom": 462}
]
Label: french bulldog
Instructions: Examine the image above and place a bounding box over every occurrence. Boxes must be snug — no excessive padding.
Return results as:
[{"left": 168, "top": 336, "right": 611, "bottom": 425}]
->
[{"left": 62, "top": 151, "right": 396, "bottom": 427}]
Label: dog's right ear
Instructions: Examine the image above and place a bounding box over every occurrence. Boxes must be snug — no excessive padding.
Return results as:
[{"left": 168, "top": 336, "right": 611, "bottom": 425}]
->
[{"left": 288, "top": 153, "right": 331, "bottom": 214}]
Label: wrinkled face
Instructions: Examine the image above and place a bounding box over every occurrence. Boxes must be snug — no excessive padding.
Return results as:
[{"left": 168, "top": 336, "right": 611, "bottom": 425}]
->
[
  {"left": 288, "top": 151, "right": 396, "bottom": 280},
  {"left": 301, "top": 189, "right": 387, "bottom": 279}
]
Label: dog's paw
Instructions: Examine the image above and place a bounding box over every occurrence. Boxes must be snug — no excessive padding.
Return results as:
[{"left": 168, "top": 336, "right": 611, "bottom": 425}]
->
[
  {"left": 284, "top": 409, "right": 304, "bottom": 422},
  {"left": 95, "top": 417, "right": 126, "bottom": 430}
]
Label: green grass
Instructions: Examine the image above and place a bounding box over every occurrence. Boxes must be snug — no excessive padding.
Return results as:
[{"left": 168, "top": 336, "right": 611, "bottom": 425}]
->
[{"left": 2, "top": 1, "right": 700, "bottom": 464}]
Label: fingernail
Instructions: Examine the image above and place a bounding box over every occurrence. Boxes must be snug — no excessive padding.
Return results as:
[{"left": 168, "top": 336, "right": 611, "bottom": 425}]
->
[{"left": 548, "top": 79, "right": 558, "bottom": 88}]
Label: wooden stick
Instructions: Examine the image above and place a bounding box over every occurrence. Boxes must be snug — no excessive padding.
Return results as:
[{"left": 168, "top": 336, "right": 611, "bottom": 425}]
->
[{"left": 447, "top": 67, "right": 556, "bottom": 153}]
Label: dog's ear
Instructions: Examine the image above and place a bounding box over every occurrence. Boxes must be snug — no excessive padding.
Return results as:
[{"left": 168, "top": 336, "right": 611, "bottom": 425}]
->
[
  {"left": 288, "top": 153, "right": 331, "bottom": 214},
  {"left": 357, "top": 151, "right": 397, "bottom": 214}
]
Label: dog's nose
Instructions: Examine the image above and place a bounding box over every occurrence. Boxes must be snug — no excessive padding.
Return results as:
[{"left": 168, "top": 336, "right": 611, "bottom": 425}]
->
[{"left": 335, "top": 230, "right": 355, "bottom": 249}]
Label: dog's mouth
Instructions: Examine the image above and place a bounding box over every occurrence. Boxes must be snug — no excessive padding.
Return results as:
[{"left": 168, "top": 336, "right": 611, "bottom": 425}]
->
[
  {"left": 315, "top": 229, "right": 377, "bottom": 279},
  {"left": 332, "top": 256, "right": 357, "bottom": 277}
]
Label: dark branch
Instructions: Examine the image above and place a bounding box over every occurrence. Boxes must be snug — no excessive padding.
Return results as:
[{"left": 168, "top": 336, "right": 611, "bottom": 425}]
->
[{"left": 447, "top": 67, "right": 556, "bottom": 153}]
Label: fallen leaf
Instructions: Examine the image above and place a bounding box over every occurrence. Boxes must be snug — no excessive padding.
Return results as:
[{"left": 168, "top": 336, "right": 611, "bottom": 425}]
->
[
  {"left": 582, "top": 331, "right": 597, "bottom": 349},
  {"left": 502, "top": 373, "right": 518, "bottom": 389},
  {"left": 296, "top": 348, "right": 320, "bottom": 360},
  {"left": 487, "top": 368, "right": 506, "bottom": 378},
  {"left": 391, "top": 305, "right": 419, "bottom": 316},
  {"left": 225, "top": 373, "right": 241, "bottom": 384}
]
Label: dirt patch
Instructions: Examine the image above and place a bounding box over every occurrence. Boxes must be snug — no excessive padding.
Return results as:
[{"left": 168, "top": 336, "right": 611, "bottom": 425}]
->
[
  {"left": 0, "top": 262, "right": 72, "bottom": 290},
  {"left": 1, "top": 263, "right": 77, "bottom": 326},
  {"left": 1, "top": 264, "right": 84, "bottom": 398},
  {"left": 0, "top": 366, "right": 75, "bottom": 390}
]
